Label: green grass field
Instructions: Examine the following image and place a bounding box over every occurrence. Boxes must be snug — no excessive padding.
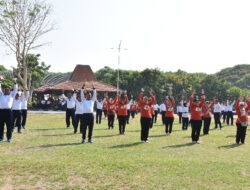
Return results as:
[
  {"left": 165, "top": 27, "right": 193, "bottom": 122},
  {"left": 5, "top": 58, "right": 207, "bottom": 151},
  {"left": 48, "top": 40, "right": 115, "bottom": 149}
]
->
[{"left": 0, "top": 114, "right": 249, "bottom": 190}]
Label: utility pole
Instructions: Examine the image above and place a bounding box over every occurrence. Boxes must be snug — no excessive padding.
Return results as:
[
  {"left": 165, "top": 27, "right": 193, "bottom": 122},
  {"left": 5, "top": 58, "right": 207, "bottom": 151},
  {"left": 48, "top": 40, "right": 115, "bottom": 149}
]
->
[{"left": 111, "top": 40, "right": 128, "bottom": 94}]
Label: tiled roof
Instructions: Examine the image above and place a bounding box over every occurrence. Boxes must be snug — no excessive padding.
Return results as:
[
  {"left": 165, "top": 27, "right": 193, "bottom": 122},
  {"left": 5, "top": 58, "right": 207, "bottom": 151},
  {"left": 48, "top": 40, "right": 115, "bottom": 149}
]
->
[
  {"left": 70, "top": 65, "right": 96, "bottom": 82},
  {"left": 44, "top": 74, "right": 70, "bottom": 86}
]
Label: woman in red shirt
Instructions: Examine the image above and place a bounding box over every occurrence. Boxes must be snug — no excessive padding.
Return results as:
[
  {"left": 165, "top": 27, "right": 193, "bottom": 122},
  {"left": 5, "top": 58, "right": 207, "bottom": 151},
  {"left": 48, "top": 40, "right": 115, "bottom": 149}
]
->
[
  {"left": 138, "top": 88, "right": 155, "bottom": 143},
  {"left": 189, "top": 89, "right": 205, "bottom": 144},
  {"left": 117, "top": 91, "right": 129, "bottom": 134},
  {"left": 235, "top": 96, "right": 250, "bottom": 144},
  {"left": 149, "top": 103, "right": 155, "bottom": 130},
  {"left": 164, "top": 96, "right": 175, "bottom": 135},
  {"left": 103, "top": 102, "right": 107, "bottom": 118},
  {"left": 202, "top": 97, "right": 215, "bottom": 135},
  {"left": 130, "top": 101, "right": 138, "bottom": 119},
  {"left": 105, "top": 94, "right": 117, "bottom": 129}
]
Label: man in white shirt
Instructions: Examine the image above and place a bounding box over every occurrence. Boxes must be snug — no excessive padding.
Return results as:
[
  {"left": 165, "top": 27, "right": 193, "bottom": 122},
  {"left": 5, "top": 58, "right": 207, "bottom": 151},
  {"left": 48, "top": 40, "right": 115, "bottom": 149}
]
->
[
  {"left": 160, "top": 102, "right": 166, "bottom": 125},
  {"left": 74, "top": 94, "right": 84, "bottom": 134},
  {"left": 213, "top": 100, "right": 223, "bottom": 129},
  {"left": 226, "top": 100, "right": 235, "bottom": 126},
  {"left": 62, "top": 89, "right": 76, "bottom": 128},
  {"left": 177, "top": 102, "right": 183, "bottom": 124},
  {"left": 221, "top": 102, "right": 227, "bottom": 124},
  {"left": 81, "top": 82, "right": 96, "bottom": 144},
  {"left": 21, "top": 89, "right": 29, "bottom": 129},
  {"left": 153, "top": 103, "right": 159, "bottom": 123},
  {"left": 0, "top": 77, "right": 18, "bottom": 143},
  {"left": 95, "top": 98, "right": 105, "bottom": 124},
  {"left": 12, "top": 92, "right": 23, "bottom": 133},
  {"left": 126, "top": 95, "right": 133, "bottom": 124}
]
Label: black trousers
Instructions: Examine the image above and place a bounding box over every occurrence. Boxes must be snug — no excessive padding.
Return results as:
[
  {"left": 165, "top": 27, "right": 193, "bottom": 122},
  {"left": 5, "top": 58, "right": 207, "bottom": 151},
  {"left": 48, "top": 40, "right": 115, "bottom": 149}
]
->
[
  {"left": 165, "top": 117, "right": 174, "bottom": 133},
  {"left": 21, "top": 109, "right": 27, "bottom": 127},
  {"left": 203, "top": 117, "right": 211, "bottom": 134},
  {"left": 182, "top": 117, "right": 189, "bottom": 130},
  {"left": 161, "top": 111, "right": 166, "bottom": 125},
  {"left": 0, "top": 109, "right": 13, "bottom": 140},
  {"left": 191, "top": 120, "right": 202, "bottom": 141},
  {"left": 214, "top": 113, "right": 222, "bottom": 128},
  {"left": 104, "top": 110, "right": 107, "bottom": 118},
  {"left": 82, "top": 113, "right": 94, "bottom": 140},
  {"left": 96, "top": 109, "right": 103, "bottom": 124},
  {"left": 118, "top": 115, "right": 127, "bottom": 134},
  {"left": 131, "top": 111, "right": 136, "bottom": 119},
  {"left": 227, "top": 111, "right": 233, "bottom": 125},
  {"left": 236, "top": 123, "right": 247, "bottom": 143},
  {"left": 108, "top": 115, "right": 115, "bottom": 129},
  {"left": 150, "top": 115, "right": 154, "bottom": 129},
  {"left": 178, "top": 113, "right": 182, "bottom": 124},
  {"left": 66, "top": 109, "right": 75, "bottom": 127},
  {"left": 222, "top": 111, "right": 227, "bottom": 123},
  {"left": 153, "top": 111, "right": 158, "bottom": 123},
  {"left": 12, "top": 110, "right": 22, "bottom": 132},
  {"left": 140, "top": 117, "right": 151, "bottom": 141},
  {"left": 75, "top": 114, "right": 83, "bottom": 133},
  {"left": 127, "top": 110, "right": 131, "bottom": 124}
]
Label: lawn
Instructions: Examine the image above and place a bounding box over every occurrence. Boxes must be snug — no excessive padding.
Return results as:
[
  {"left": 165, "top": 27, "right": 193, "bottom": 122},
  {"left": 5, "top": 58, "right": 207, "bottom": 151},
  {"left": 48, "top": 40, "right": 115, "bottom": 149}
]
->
[{"left": 0, "top": 113, "right": 249, "bottom": 190}]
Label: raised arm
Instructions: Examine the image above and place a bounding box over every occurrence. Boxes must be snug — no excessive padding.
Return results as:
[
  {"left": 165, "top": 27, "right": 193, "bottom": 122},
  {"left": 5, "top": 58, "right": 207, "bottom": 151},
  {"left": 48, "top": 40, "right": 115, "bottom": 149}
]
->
[
  {"left": 171, "top": 97, "right": 175, "bottom": 107},
  {"left": 10, "top": 79, "right": 18, "bottom": 97},
  {"left": 80, "top": 88, "right": 86, "bottom": 100},
  {"left": 91, "top": 89, "right": 97, "bottom": 101},
  {"left": 138, "top": 88, "right": 144, "bottom": 105},
  {"left": 209, "top": 97, "right": 216, "bottom": 109}
]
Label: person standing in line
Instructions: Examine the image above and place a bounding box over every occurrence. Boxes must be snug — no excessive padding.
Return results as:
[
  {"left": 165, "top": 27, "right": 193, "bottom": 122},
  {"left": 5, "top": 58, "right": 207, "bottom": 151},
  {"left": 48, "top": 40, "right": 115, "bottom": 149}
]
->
[
  {"left": 117, "top": 91, "right": 128, "bottom": 135},
  {"left": 95, "top": 97, "right": 105, "bottom": 125},
  {"left": 138, "top": 88, "right": 155, "bottom": 143},
  {"left": 62, "top": 89, "right": 76, "bottom": 128},
  {"left": 12, "top": 92, "right": 23, "bottom": 134},
  {"left": 126, "top": 95, "right": 133, "bottom": 124},
  {"left": 189, "top": 89, "right": 205, "bottom": 144},
  {"left": 221, "top": 102, "right": 227, "bottom": 124},
  {"left": 153, "top": 103, "right": 159, "bottom": 123},
  {"left": 81, "top": 82, "right": 96, "bottom": 144},
  {"left": 130, "top": 101, "right": 138, "bottom": 119},
  {"left": 202, "top": 98, "right": 215, "bottom": 135},
  {"left": 160, "top": 102, "right": 166, "bottom": 125},
  {"left": 226, "top": 99, "right": 235, "bottom": 126},
  {"left": 103, "top": 101, "right": 107, "bottom": 119},
  {"left": 149, "top": 103, "right": 155, "bottom": 130},
  {"left": 21, "top": 88, "right": 29, "bottom": 129},
  {"left": 106, "top": 94, "right": 117, "bottom": 129},
  {"left": 213, "top": 100, "right": 223, "bottom": 130},
  {"left": 74, "top": 94, "right": 84, "bottom": 134},
  {"left": 177, "top": 102, "right": 183, "bottom": 124},
  {"left": 0, "top": 77, "right": 18, "bottom": 143},
  {"left": 181, "top": 96, "right": 189, "bottom": 131},
  {"left": 164, "top": 96, "right": 175, "bottom": 135},
  {"left": 235, "top": 96, "right": 249, "bottom": 144}
]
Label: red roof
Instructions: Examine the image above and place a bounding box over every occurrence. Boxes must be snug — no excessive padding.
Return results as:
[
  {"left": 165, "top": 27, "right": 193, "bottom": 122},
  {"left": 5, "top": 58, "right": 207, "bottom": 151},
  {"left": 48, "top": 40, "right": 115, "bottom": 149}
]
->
[{"left": 70, "top": 65, "right": 96, "bottom": 82}]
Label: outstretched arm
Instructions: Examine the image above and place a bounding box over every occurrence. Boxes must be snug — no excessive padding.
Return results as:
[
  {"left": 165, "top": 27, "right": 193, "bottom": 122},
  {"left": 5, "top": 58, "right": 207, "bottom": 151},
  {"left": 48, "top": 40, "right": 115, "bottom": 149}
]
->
[{"left": 10, "top": 78, "right": 18, "bottom": 97}]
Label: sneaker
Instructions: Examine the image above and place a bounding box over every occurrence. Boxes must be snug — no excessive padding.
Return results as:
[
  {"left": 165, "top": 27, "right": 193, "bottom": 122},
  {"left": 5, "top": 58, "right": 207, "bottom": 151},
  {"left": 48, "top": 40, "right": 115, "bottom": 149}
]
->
[
  {"left": 149, "top": 128, "right": 152, "bottom": 131},
  {"left": 7, "top": 139, "right": 11, "bottom": 143},
  {"left": 18, "top": 131, "right": 22, "bottom": 134},
  {"left": 236, "top": 142, "right": 240, "bottom": 144},
  {"left": 145, "top": 140, "right": 149, "bottom": 143},
  {"left": 67, "top": 126, "right": 70, "bottom": 128},
  {"left": 81, "top": 139, "right": 85, "bottom": 144},
  {"left": 141, "top": 140, "right": 145, "bottom": 143},
  {"left": 220, "top": 127, "right": 223, "bottom": 130},
  {"left": 166, "top": 133, "right": 169, "bottom": 136},
  {"left": 192, "top": 141, "right": 196, "bottom": 144},
  {"left": 22, "top": 126, "right": 26, "bottom": 129},
  {"left": 74, "top": 130, "right": 77, "bottom": 134},
  {"left": 169, "top": 133, "right": 171, "bottom": 136},
  {"left": 196, "top": 141, "right": 200, "bottom": 144},
  {"left": 88, "top": 139, "right": 93, "bottom": 143}
]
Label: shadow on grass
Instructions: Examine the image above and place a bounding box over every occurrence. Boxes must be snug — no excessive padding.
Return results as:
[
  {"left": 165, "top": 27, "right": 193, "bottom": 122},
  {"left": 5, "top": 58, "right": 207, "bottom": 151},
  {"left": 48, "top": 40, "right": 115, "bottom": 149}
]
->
[
  {"left": 31, "top": 128, "right": 68, "bottom": 131},
  {"left": 150, "top": 134, "right": 166, "bottom": 138},
  {"left": 41, "top": 133, "right": 74, "bottom": 137},
  {"left": 218, "top": 144, "right": 241, "bottom": 149},
  {"left": 94, "top": 134, "right": 121, "bottom": 138},
  {"left": 109, "top": 142, "right": 141, "bottom": 149},
  {"left": 226, "top": 135, "right": 235, "bottom": 138},
  {"left": 163, "top": 143, "right": 195, "bottom": 149},
  {"left": 26, "top": 142, "right": 81, "bottom": 149},
  {"left": 94, "top": 128, "right": 109, "bottom": 131},
  {"left": 127, "top": 130, "right": 140, "bottom": 133}
]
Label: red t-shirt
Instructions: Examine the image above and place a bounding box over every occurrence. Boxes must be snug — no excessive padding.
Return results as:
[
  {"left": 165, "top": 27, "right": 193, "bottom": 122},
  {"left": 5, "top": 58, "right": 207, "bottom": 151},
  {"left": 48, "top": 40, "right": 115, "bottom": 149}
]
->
[
  {"left": 106, "top": 97, "right": 117, "bottom": 115},
  {"left": 189, "top": 96, "right": 205, "bottom": 120},
  {"left": 103, "top": 103, "right": 107, "bottom": 110},
  {"left": 138, "top": 93, "right": 155, "bottom": 118},
  {"left": 236, "top": 100, "right": 249, "bottom": 124},
  {"left": 130, "top": 104, "right": 138, "bottom": 111},
  {"left": 117, "top": 96, "right": 128, "bottom": 116},
  {"left": 202, "top": 100, "right": 215, "bottom": 118},
  {"left": 165, "top": 98, "right": 175, "bottom": 118}
]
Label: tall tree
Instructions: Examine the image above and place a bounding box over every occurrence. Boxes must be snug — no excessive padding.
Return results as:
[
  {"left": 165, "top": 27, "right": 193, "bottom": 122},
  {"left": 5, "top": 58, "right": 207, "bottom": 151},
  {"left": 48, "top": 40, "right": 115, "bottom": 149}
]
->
[{"left": 0, "top": 0, "right": 54, "bottom": 90}]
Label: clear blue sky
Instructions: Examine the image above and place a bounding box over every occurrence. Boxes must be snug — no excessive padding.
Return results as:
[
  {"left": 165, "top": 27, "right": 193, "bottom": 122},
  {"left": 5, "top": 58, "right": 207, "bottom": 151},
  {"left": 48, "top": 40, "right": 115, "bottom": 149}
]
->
[{"left": 1, "top": 0, "right": 250, "bottom": 73}]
